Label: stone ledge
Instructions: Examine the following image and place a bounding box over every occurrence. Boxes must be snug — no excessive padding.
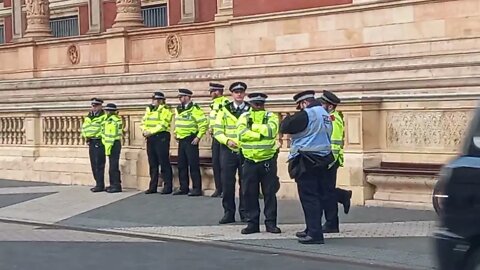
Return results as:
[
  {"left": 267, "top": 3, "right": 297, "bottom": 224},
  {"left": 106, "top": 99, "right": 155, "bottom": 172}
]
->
[{"left": 365, "top": 199, "right": 434, "bottom": 210}]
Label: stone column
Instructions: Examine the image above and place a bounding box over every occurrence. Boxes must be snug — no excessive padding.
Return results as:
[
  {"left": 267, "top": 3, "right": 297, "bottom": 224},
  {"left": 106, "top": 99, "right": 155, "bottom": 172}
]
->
[
  {"left": 24, "top": 0, "right": 52, "bottom": 39},
  {"left": 111, "top": 0, "right": 143, "bottom": 30},
  {"left": 215, "top": 0, "right": 233, "bottom": 21},
  {"left": 87, "top": 0, "right": 103, "bottom": 34},
  {"left": 179, "top": 0, "right": 196, "bottom": 24},
  {"left": 12, "top": 0, "right": 25, "bottom": 40}
]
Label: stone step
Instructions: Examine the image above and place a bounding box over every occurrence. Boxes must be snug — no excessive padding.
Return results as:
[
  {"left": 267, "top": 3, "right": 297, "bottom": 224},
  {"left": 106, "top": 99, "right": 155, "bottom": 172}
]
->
[{"left": 365, "top": 199, "right": 434, "bottom": 211}]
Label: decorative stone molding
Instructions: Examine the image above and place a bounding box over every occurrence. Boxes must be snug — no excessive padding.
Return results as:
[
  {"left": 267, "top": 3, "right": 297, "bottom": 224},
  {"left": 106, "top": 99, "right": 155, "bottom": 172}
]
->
[
  {"left": 386, "top": 111, "right": 471, "bottom": 150},
  {"left": 11, "top": 0, "right": 25, "bottom": 40},
  {"left": 24, "top": 0, "right": 52, "bottom": 39},
  {"left": 165, "top": 34, "right": 181, "bottom": 58},
  {"left": 111, "top": 0, "right": 143, "bottom": 30},
  {"left": 215, "top": 0, "right": 233, "bottom": 21},
  {"left": 87, "top": 0, "right": 103, "bottom": 34},
  {"left": 179, "top": 0, "right": 196, "bottom": 24},
  {"left": 67, "top": 44, "right": 80, "bottom": 65}
]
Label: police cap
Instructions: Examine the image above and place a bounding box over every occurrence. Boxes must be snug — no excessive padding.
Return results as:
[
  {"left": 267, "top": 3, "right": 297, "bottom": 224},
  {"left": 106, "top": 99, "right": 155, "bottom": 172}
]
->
[
  {"left": 178, "top": 88, "right": 193, "bottom": 97},
  {"left": 320, "top": 90, "right": 341, "bottom": 105},
  {"left": 248, "top": 93, "right": 268, "bottom": 104},
  {"left": 152, "top": 91, "right": 165, "bottom": 100},
  {"left": 229, "top": 82, "right": 247, "bottom": 92},
  {"left": 293, "top": 90, "right": 316, "bottom": 103},
  {"left": 209, "top": 83, "right": 224, "bottom": 92},
  {"left": 90, "top": 97, "right": 104, "bottom": 105},
  {"left": 104, "top": 103, "right": 118, "bottom": 111}
]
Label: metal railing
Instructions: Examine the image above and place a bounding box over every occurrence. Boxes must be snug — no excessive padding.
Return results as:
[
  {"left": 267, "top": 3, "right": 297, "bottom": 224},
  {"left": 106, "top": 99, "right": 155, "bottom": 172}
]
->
[
  {"left": 0, "top": 25, "right": 5, "bottom": 44},
  {"left": 49, "top": 16, "right": 79, "bottom": 38},
  {"left": 142, "top": 4, "right": 168, "bottom": 28}
]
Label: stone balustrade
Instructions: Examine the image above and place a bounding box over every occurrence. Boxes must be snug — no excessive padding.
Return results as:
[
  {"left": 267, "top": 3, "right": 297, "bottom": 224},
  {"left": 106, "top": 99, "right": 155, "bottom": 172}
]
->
[{"left": 0, "top": 117, "right": 26, "bottom": 145}]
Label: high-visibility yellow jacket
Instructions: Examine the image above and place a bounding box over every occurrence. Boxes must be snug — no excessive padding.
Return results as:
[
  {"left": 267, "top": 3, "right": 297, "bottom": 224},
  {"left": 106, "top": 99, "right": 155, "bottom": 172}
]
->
[
  {"left": 209, "top": 96, "right": 229, "bottom": 129},
  {"left": 81, "top": 111, "right": 107, "bottom": 139},
  {"left": 140, "top": 104, "right": 173, "bottom": 134},
  {"left": 214, "top": 102, "right": 251, "bottom": 152},
  {"left": 174, "top": 103, "right": 208, "bottom": 139},
  {"left": 331, "top": 110, "right": 345, "bottom": 167},
  {"left": 237, "top": 110, "right": 279, "bottom": 163},
  {"left": 101, "top": 114, "right": 123, "bottom": 156}
]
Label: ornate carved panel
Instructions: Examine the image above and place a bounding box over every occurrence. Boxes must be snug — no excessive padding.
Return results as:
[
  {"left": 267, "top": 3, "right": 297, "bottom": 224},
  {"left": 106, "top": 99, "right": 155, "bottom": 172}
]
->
[
  {"left": 386, "top": 110, "right": 472, "bottom": 150},
  {"left": 166, "top": 34, "right": 181, "bottom": 58}
]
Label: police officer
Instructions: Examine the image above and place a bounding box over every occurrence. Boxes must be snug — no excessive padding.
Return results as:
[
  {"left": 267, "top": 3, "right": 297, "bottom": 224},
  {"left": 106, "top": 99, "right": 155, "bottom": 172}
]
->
[
  {"left": 214, "top": 82, "right": 251, "bottom": 224},
  {"left": 280, "top": 90, "right": 334, "bottom": 244},
  {"left": 174, "top": 89, "right": 208, "bottom": 196},
  {"left": 319, "top": 90, "right": 353, "bottom": 233},
  {"left": 238, "top": 93, "right": 281, "bottom": 234},
  {"left": 208, "top": 83, "right": 230, "bottom": 198},
  {"left": 101, "top": 103, "right": 123, "bottom": 193},
  {"left": 81, "top": 98, "right": 107, "bottom": 193},
  {"left": 141, "top": 92, "right": 174, "bottom": 195}
]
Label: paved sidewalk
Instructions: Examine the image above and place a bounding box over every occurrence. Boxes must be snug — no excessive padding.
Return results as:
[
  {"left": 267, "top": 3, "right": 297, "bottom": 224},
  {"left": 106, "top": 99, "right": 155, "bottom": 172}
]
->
[{"left": 0, "top": 179, "right": 439, "bottom": 270}]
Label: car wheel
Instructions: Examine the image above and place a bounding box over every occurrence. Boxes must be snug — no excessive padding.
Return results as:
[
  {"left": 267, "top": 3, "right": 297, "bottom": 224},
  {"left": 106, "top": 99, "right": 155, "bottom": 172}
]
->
[
  {"left": 465, "top": 248, "right": 480, "bottom": 270},
  {"left": 432, "top": 182, "right": 443, "bottom": 215}
]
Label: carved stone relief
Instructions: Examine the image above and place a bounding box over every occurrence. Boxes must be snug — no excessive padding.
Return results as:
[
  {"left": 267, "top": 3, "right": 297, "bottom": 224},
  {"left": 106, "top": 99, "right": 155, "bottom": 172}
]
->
[
  {"left": 166, "top": 34, "right": 182, "bottom": 58},
  {"left": 386, "top": 110, "right": 472, "bottom": 150},
  {"left": 67, "top": 44, "right": 80, "bottom": 65}
]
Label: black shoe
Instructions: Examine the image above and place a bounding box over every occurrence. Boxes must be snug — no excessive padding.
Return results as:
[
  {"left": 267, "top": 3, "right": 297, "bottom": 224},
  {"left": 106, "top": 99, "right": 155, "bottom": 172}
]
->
[
  {"left": 295, "top": 230, "right": 307, "bottom": 238},
  {"left": 266, "top": 226, "right": 281, "bottom": 234},
  {"left": 90, "top": 186, "right": 105, "bottom": 193},
  {"left": 188, "top": 190, "right": 202, "bottom": 197},
  {"left": 172, "top": 190, "right": 188, "bottom": 195},
  {"left": 241, "top": 225, "right": 260, "bottom": 235},
  {"left": 211, "top": 190, "right": 222, "bottom": 197},
  {"left": 322, "top": 225, "right": 340, "bottom": 234},
  {"left": 343, "top": 190, "right": 353, "bottom": 214},
  {"left": 219, "top": 215, "right": 235, "bottom": 224},
  {"left": 298, "top": 236, "right": 325, "bottom": 245},
  {"left": 145, "top": 189, "right": 157, "bottom": 194},
  {"left": 160, "top": 188, "right": 172, "bottom": 195},
  {"left": 106, "top": 186, "right": 122, "bottom": 193}
]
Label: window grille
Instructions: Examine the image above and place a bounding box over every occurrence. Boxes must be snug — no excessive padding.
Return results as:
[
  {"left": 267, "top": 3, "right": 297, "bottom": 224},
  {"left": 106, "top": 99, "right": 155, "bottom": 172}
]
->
[
  {"left": 142, "top": 4, "right": 168, "bottom": 27},
  {"left": 0, "top": 25, "right": 5, "bottom": 44},
  {"left": 49, "top": 16, "right": 79, "bottom": 38}
]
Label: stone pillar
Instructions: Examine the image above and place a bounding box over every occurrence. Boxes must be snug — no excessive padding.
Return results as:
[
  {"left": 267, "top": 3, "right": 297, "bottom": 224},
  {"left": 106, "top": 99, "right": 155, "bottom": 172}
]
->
[
  {"left": 11, "top": 0, "right": 25, "bottom": 40},
  {"left": 215, "top": 0, "right": 233, "bottom": 21},
  {"left": 179, "top": 0, "right": 196, "bottom": 24},
  {"left": 87, "top": 0, "right": 103, "bottom": 34},
  {"left": 24, "top": 0, "right": 52, "bottom": 39},
  {"left": 111, "top": 0, "right": 143, "bottom": 30}
]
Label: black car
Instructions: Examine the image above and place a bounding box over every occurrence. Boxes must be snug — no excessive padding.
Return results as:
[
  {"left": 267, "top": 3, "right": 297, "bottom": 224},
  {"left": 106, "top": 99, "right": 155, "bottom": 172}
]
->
[{"left": 433, "top": 107, "right": 480, "bottom": 270}]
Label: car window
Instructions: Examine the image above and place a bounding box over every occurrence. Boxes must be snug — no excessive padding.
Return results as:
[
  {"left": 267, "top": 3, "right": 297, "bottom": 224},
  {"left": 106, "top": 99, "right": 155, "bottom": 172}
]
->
[{"left": 463, "top": 107, "right": 480, "bottom": 157}]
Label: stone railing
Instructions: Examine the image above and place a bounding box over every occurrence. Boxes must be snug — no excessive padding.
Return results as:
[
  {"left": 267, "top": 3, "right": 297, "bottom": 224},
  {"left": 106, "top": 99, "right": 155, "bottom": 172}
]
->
[
  {"left": 42, "top": 115, "right": 132, "bottom": 146},
  {"left": 0, "top": 110, "right": 293, "bottom": 150},
  {"left": 0, "top": 117, "right": 26, "bottom": 145}
]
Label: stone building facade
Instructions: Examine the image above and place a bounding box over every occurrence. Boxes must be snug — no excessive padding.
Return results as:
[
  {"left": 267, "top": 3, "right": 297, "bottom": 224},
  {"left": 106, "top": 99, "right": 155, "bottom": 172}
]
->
[{"left": 0, "top": 0, "right": 478, "bottom": 209}]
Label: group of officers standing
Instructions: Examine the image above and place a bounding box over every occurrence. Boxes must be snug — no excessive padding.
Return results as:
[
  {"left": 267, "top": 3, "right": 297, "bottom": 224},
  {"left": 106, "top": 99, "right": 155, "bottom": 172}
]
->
[{"left": 81, "top": 82, "right": 352, "bottom": 244}]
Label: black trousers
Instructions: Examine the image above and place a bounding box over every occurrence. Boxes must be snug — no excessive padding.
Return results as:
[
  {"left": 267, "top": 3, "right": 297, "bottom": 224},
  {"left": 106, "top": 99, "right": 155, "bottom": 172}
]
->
[
  {"left": 323, "top": 161, "right": 340, "bottom": 229},
  {"left": 89, "top": 139, "right": 106, "bottom": 188},
  {"left": 212, "top": 138, "right": 222, "bottom": 193},
  {"left": 147, "top": 132, "right": 173, "bottom": 191},
  {"left": 178, "top": 135, "right": 202, "bottom": 192},
  {"left": 108, "top": 140, "right": 122, "bottom": 188},
  {"left": 296, "top": 163, "right": 330, "bottom": 240},
  {"left": 242, "top": 156, "right": 280, "bottom": 227},
  {"left": 220, "top": 145, "right": 246, "bottom": 219}
]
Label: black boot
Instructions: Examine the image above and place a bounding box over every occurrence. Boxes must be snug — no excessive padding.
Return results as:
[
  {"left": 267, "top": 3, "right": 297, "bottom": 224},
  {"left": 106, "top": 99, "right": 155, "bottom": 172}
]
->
[
  {"left": 219, "top": 214, "right": 235, "bottom": 224},
  {"left": 90, "top": 186, "right": 105, "bottom": 193},
  {"left": 241, "top": 224, "right": 260, "bottom": 235},
  {"left": 266, "top": 226, "right": 281, "bottom": 234}
]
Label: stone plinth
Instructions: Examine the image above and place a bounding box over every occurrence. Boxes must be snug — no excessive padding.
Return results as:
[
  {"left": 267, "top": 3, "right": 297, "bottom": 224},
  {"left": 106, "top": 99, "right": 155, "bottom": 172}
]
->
[
  {"left": 24, "top": 0, "right": 51, "bottom": 39},
  {"left": 111, "top": 0, "right": 143, "bottom": 30}
]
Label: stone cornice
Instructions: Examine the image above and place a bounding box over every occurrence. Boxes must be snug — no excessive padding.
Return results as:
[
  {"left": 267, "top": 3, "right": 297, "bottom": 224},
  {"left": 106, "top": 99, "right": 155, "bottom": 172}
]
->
[
  {"left": 228, "top": 0, "right": 445, "bottom": 25},
  {"left": 1, "top": 93, "right": 480, "bottom": 113}
]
